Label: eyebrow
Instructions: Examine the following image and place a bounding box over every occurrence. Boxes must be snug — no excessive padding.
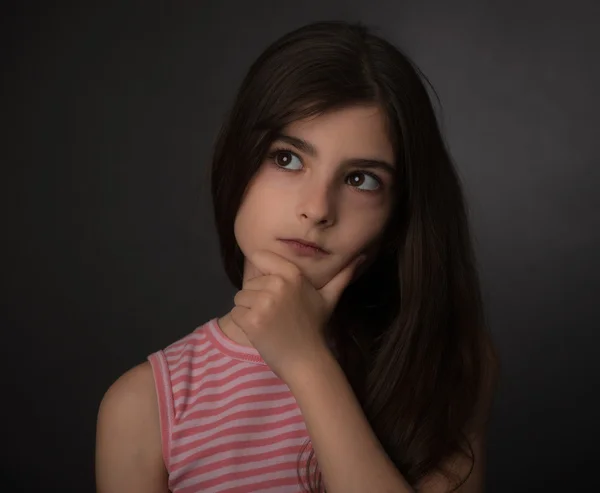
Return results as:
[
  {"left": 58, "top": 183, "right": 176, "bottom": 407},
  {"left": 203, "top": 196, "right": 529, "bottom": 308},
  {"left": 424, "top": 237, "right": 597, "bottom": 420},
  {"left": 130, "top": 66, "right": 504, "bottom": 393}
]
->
[{"left": 273, "top": 133, "right": 396, "bottom": 176}]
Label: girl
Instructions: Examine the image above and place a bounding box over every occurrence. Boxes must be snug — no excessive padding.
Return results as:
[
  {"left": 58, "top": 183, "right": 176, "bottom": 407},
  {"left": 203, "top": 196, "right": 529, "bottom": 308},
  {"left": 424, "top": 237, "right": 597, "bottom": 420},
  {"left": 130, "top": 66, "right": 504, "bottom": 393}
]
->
[{"left": 96, "top": 20, "right": 499, "bottom": 493}]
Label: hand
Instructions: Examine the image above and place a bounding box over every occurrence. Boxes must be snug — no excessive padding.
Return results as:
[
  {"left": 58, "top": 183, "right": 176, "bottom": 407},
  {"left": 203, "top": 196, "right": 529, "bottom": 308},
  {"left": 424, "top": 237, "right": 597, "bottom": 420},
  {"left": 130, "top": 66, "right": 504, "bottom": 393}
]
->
[{"left": 230, "top": 250, "right": 366, "bottom": 382}]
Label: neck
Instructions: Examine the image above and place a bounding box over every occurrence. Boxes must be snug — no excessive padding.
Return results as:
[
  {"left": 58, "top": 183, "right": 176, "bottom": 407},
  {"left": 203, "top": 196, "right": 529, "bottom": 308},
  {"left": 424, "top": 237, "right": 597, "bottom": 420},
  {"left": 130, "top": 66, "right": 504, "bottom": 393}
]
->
[
  {"left": 217, "top": 311, "right": 254, "bottom": 348},
  {"left": 217, "top": 257, "right": 265, "bottom": 348}
]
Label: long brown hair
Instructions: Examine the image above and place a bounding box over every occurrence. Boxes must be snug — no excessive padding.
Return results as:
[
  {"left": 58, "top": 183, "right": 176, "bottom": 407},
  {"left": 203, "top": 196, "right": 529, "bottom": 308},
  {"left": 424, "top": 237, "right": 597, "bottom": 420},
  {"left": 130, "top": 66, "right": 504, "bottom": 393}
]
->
[{"left": 210, "top": 20, "right": 499, "bottom": 492}]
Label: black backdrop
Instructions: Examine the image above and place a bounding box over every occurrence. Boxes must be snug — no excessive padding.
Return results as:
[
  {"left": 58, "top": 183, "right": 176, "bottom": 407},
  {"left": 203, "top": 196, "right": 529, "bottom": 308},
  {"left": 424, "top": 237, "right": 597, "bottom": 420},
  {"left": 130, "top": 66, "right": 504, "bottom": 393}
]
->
[{"left": 2, "top": 1, "right": 599, "bottom": 491}]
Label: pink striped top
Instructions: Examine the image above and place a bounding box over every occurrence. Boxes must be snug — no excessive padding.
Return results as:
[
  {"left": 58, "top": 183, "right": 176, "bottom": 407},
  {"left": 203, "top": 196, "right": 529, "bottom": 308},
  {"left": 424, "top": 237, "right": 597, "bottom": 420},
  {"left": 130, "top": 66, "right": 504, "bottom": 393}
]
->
[{"left": 147, "top": 317, "right": 315, "bottom": 493}]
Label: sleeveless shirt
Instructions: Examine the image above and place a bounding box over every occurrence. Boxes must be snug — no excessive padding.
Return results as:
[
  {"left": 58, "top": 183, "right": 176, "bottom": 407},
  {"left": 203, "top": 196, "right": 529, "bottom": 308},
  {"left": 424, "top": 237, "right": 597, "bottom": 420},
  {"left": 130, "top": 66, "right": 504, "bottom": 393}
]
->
[{"left": 147, "top": 318, "right": 315, "bottom": 493}]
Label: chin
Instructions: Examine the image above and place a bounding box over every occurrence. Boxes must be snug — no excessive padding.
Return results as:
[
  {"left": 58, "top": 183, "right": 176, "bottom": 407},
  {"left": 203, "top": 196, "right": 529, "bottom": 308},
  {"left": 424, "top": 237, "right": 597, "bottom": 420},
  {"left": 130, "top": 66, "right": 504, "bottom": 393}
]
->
[{"left": 305, "top": 268, "right": 339, "bottom": 290}]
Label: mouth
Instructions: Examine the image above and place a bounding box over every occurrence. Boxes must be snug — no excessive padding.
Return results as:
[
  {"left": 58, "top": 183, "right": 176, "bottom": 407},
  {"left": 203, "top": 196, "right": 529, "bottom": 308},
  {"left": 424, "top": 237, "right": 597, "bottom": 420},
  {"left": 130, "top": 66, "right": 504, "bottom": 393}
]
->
[{"left": 279, "top": 238, "right": 330, "bottom": 255}]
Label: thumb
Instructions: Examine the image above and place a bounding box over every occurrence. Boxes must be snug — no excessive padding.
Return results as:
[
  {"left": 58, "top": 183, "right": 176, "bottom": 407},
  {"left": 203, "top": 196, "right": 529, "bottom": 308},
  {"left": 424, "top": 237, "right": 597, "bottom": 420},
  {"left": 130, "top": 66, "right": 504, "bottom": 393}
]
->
[{"left": 319, "top": 255, "right": 367, "bottom": 309}]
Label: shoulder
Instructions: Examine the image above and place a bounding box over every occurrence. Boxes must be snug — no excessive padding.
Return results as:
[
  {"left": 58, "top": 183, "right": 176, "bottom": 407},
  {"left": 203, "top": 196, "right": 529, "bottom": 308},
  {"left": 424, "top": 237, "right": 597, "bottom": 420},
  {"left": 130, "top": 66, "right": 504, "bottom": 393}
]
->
[
  {"left": 96, "top": 362, "right": 168, "bottom": 493},
  {"left": 161, "top": 322, "right": 213, "bottom": 362},
  {"left": 98, "top": 361, "right": 158, "bottom": 416}
]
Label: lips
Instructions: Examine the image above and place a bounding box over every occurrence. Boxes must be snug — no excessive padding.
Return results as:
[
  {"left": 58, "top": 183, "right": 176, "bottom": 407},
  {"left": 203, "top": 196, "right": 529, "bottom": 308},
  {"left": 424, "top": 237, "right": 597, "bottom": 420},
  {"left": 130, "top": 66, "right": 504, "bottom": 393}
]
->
[{"left": 280, "top": 238, "right": 329, "bottom": 254}]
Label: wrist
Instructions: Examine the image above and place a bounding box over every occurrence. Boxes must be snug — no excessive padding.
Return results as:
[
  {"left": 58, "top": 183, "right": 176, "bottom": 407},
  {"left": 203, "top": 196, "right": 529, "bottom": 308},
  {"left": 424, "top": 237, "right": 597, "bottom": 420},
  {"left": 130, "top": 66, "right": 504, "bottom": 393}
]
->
[{"left": 285, "top": 344, "right": 338, "bottom": 391}]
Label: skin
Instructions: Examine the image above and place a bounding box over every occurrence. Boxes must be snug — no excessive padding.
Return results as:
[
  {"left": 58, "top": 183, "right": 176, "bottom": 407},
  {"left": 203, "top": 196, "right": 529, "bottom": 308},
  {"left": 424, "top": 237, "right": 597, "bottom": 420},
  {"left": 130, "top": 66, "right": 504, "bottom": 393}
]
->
[
  {"left": 96, "top": 103, "right": 490, "bottom": 492},
  {"left": 216, "top": 104, "right": 489, "bottom": 491},
  {"left": 218, "top": 103, "right": 396, "bottom": 347}
]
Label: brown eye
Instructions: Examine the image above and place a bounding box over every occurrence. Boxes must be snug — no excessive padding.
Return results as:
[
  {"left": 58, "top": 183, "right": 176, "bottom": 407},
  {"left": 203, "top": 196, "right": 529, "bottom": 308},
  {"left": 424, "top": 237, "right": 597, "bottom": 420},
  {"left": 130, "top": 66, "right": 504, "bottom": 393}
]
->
[
  {"left": 270, "top": 149, "right": 303, "bottom": 170},
  {"left": 346, "top": 171, "right": 381, "bottom": 191}
]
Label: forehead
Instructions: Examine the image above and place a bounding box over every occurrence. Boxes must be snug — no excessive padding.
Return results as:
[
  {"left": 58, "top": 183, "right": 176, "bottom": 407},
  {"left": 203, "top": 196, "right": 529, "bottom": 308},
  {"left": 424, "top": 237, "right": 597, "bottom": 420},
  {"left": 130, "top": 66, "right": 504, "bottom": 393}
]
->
[{"left": 282, "top": 105, "right": 394, "bottom": 160}]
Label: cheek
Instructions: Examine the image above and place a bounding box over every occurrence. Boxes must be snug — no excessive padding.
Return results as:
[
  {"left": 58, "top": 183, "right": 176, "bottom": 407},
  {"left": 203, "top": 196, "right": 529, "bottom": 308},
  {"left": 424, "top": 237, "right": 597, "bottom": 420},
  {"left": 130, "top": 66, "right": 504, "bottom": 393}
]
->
[
  {"left": 340, "top": 206, "right": 389, "bottom": 248},
  {"left": 234, "top": 197, "right": 261, "bottom": 250},
  {"left": 233, "top": 176, "right": 286, "bottom": 248}
]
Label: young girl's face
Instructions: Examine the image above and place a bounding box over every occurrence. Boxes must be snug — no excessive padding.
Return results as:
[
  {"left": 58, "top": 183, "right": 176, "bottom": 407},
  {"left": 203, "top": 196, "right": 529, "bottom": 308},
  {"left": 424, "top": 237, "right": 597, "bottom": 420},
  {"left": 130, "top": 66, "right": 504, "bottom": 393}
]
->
[{"left": 234, "top": 104, "right": 396, "bottom": 289}]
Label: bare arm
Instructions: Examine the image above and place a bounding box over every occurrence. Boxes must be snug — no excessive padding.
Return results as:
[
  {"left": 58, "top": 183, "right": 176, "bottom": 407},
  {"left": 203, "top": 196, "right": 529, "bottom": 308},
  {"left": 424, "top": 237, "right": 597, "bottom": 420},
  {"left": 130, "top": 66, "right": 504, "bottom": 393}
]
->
[
  {"left": 95, "top": 362, "right": 169, "bottom": 493},
  {"left": 415, "top": 432, "right": 487, "bottom": 492},
  {"left": 289, "top": 348, "right": 413, "bottom": 493},
  {"left": 289, "top": 348, "right": 494, "bottom": 493}
]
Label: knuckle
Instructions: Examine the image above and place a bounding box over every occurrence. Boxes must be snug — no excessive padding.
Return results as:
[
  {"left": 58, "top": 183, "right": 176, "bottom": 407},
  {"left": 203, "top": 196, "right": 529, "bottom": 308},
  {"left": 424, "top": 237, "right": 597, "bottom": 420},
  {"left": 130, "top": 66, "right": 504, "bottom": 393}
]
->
[
  {"left": 291, "top": 270, "right": 302, "bottom": 284},
  {"left": 249, "top": 313, "right": 261, "bottom": 329},
  {"left": 272, "top": 276, "right": 285, "bottom": 292},
  {"left": 262, "top": 293, "right": 275, "bottom": 309}
]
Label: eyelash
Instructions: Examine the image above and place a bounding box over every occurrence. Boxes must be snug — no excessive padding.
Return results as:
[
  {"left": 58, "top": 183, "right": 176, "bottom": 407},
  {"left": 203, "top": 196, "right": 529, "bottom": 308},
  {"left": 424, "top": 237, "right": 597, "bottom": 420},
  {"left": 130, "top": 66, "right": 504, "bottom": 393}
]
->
[{"left": 266, "top": 147, "right": 384, "bottom": 193}]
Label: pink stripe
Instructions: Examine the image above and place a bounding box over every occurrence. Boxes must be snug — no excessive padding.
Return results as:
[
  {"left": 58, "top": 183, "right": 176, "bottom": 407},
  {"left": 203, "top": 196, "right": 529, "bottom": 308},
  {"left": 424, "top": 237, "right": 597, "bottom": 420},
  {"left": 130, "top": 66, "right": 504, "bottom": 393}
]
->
[
  {"left": 175, "top": 446, "right": 308, "bottom": 482},
  {"left": 164, "top": 341, "right": 212, "bottom": 364},
  {"left": 169, "top": 353, "right": 229, "bottom": 383},
  {"left": 171, "top": 363, "right": 265, "bottom": 399},
  {"left": 177, "top": 391, "right": 295, "bottom": 423},
  {"left": 203, "top": 446, "right": 308, "bottom": 474},
  {"left": 177, "top": 390, "right": 294, "bottom": 423},
  {"left": 149, "top": 321, "right": 310, "bottom": 492},
  {"left": 178, "top": 474, "right": 302, "bottom": 493},
  {"left": 165, "top": 337, "right": 201, "bottom": 357},
  {"left": 170, "top": 430, "right": 308, "bottom": 474},
  {"left": 173, "top": 373, "right": 282, "bottom": 405},
  {"left": 171, "top": 414, "right": 306, "bottom": 456},
  {"left": 179, "top": 460, "right": 305, "bottom": 492},
  {"left": 173, "top": 401, "right": 299, "bottom": 438},
  {"left": 147, "top": 352, "right": 173, "bottom": 472},
  {"left": 175, "top": 377, "right": 285, "bottom": 414}
]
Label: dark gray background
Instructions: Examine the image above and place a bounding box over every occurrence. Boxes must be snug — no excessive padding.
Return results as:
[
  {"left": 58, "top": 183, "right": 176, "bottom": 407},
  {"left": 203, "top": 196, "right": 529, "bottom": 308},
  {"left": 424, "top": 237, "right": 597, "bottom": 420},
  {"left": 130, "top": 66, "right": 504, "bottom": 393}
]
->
[{"left": 2, "top": 1, "right": 598, "bottom": 492}]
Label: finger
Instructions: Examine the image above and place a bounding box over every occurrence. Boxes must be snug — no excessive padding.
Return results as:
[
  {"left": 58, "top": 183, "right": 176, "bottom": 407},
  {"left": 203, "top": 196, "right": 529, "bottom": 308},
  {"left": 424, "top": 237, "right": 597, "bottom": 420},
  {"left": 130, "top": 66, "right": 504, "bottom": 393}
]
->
[
  {"left": 246, "top": 250, "right": 301, "bottom": 284},
  {"left": 319, "top": 255, "right": 366, "bottom": 308},
  {"left": 244, "top": 274, "right": 285, "bottom": 293},
  {"left": 233, "top": 289, "right": 262, "bottom": 309},
  {"left": 230, "top": 305, "right": 251, "bottom": 332}
]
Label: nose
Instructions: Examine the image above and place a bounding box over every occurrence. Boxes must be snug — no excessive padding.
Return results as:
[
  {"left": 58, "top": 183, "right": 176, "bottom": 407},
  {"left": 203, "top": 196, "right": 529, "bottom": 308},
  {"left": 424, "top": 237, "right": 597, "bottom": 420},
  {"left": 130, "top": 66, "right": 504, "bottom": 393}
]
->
[{"left": 296, "top": 178, "right": 336, "bottom": 227}]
